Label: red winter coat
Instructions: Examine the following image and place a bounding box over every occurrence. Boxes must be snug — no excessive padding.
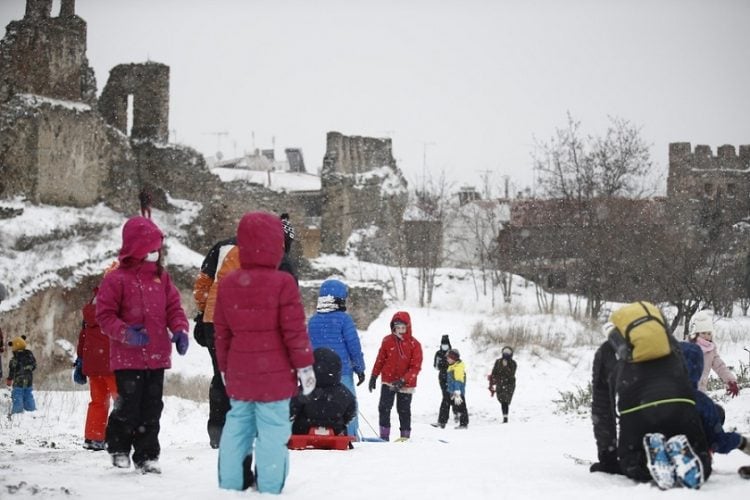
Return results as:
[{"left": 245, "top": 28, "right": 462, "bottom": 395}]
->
[
  {"left": 214, "top": 211, "right": 313, "bottom": 402},
  {"left": 76, "top": 291, "right": 112, "bottom": 376},
  {"left": 371, "top": 311, "right": 423, "bottom": 389},
  {"left": 96, "top": 217, "right": 189, "bottom": 371}
]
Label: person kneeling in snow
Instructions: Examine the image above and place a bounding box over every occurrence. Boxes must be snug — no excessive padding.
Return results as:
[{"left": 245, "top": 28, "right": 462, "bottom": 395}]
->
[
  {"left": 290, "top": 347, "right": 356, "bottom": 438},
  {"left": 590, "top": 302, "right": 711, "bottom": 489},
  {"left": 679, "top": 342, "right": 750, "bottom": 457}
]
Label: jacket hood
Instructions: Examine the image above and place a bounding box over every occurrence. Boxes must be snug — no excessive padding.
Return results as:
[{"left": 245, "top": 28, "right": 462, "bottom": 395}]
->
[
  {"left": 679, "top": 341, "right": 704, "bottom": 387},
  {"left": 319, "top": 279, "right": 348, "bottom": 300},
  {"left": 390, "top": 311, "right": 413, "bottom": 338},
  {"left": 237, "top": 211, "right": 284, "bottom": 270},
  {"left": 313, "top": 347, "right": 342, "bottom": 388},
  {"left": 118, "top": 217, "right": 163, "bottom": 261}
]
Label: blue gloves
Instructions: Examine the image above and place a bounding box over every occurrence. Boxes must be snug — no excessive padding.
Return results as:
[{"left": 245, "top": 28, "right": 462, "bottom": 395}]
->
[
  {"left": 72, "top": 357, "right": 87, "bottom": 385},
  {"left": 124, "top": 324, "right": 149, "bottom": 346},
  {"left": 172, "top": 331, "right": 189, "bottom": 355}
]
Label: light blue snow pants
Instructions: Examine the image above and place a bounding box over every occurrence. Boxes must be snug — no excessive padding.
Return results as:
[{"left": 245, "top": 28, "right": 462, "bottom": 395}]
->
[
  {"left": 218, "top": 398, "right": 291, "bottom": 494},
  {"left": 11, "top": 387, "right": 36, "bottom": 414},
  {"left": 340, "top": 373, "right": 360, "bottom": 440}
]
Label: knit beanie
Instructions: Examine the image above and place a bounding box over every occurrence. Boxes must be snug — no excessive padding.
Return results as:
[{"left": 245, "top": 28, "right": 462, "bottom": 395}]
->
[{"left": 689, "top": 310, "right": 714, "bottom": 339}]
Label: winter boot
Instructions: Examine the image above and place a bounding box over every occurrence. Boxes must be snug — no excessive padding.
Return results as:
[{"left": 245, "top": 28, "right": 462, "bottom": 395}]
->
[
  {"left": 83, "top": 439, "right": 106, "bottom": 451},
  {"left": 208, "top": 424, "right": 222, "bottom": 449},
  {"left": 379, "top": 426, "right": 390, "bottom": 442},
  {"left": 136, "top": 460, "right": 162, "bottom": 475},
  {"left": 394, "top": 429, "right": 410, "bottom": 442},
  {"left": 430, "top": 422, "right": 446, "bottom": 429},
  {"left": 502, "top": 414, "right": 508, "bottom": 423},
  {"left": 455, "top": 424, "right": 468, "bottom": 430},
  {"left": 665, "top": 434, "right": 704, "bottom": 489},
  {"left": 242, "top": 454, "right": 255, "bottom": 490},
  {"left": 643, "top": 433, "right": 675, "bottom": 489},
  {"left": 111, "top": 453, "right": 131, "bottom": 469}
]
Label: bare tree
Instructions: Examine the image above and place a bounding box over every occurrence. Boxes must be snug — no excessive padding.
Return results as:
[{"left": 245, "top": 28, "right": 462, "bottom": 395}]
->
[{"left": 532, "top": 113, "right": 654, "bottom": 318}]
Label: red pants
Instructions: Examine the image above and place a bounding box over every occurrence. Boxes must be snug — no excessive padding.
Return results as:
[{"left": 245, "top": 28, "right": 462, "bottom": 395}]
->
[{"left": 85, "top": 374, "right": 118, "bottom": 441}]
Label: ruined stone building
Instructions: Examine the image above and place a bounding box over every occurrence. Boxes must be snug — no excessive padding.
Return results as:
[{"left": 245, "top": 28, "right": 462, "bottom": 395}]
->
[{"left": 499, "top": 141, "right": 750, "bottom": 302}]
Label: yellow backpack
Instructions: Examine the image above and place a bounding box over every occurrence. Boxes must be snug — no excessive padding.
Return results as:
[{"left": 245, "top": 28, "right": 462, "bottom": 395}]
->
[{"left": 608, "top": 301, "right": 671, "bottom": 363}]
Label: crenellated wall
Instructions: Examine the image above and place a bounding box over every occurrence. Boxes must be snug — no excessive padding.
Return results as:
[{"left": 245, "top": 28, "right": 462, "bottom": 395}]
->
[{"left": 667, "top": 142, "right": 750, "bottom": 227}]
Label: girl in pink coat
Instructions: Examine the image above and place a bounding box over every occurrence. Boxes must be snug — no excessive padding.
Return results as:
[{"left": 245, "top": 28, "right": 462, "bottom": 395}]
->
[
  {"left": 214, "top": 211, "right": 314, "bottom": 494},
  {"left": 96, "top": 216, "right": 189, "bottom": 473},
  {"left": 689, "top": 310, "right": 739, "bottom": 396}
]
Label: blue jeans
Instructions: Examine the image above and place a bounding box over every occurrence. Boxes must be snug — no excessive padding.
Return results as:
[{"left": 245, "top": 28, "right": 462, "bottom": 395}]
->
[
  {"left": 11, "top": 387, "right": 36, "bottom": 414},
  {"left": 340, "top": 373, "right": 360, "bottom": 440},
  {"left": 218, "top": 399, "right": 291, "bottom": 494}
]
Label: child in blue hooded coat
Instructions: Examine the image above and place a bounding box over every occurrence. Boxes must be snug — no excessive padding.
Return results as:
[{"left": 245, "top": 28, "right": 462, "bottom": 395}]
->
[
  {"left": 306, "top": 279, "right": 365, "bottom": 439},
  {"left": 679, "top": 342, "right": 750, "bottom": 456}
]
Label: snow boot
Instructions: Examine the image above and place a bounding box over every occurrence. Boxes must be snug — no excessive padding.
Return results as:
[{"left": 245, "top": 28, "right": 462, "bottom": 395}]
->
[
  {"left": 643, "top": 433, "right": 675, "bottom": 489},
  {"left": 136, "top": 460, "right": 162, "bottom": 475},
  {"left": 242, "top": 454, "right": 255, "bottom": 490},
  {"left": 502, "top": 414, "right": 508, "bottom": 423},
  {"left": 430, "top": 422, "right": 446, "bottom": 429},
  {"left": 208, "top": 424, "right": 222, "bottom": 449},
  {"left": 665, "top": 434, "right": 704, "bottom": 489},
  {"left": 83, "top": 439, "right": 106, "bottom": 451},
  {"left": 379, "top": 426, "right": 390, "bottom": 442},
  {"left": 455, "top": 424, "right": 468, "bottom": 430},
  {"left": 394, "top": 429, "right": 410, "bottom": 442},
  {"left": 111, "top": 453, "right": 131, "bottom": 469}
]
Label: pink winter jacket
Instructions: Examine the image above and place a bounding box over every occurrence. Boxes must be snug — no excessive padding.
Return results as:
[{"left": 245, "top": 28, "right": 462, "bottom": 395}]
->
[
  {"left": 96, "top": 217, "right": 189, "bottom": 371},
  {"left": 695, "top": 337, "right": 737, "bottom": 392},
  {"left": 213, "top": 211, "right": 313, "bottom": 402}
]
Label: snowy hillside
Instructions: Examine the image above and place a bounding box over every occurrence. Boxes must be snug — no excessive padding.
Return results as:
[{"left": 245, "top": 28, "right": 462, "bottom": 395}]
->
[{"left": 1, "top": 202, "right": 750, "bottom": 498}]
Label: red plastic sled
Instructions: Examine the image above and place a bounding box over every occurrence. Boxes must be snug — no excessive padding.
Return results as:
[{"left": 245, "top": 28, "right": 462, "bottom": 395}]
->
[{"left": 288, "top": 427, "right": 354, "bottom": 450}]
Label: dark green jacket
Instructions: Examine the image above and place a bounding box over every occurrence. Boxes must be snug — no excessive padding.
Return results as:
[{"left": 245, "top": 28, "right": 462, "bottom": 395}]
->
[{"left": 8, "top": 349, "right": 36, "bottom": 388}]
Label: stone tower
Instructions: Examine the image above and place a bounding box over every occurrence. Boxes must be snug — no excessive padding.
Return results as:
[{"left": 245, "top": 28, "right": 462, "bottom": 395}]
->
[
  {"left": 0, "top": 0, "right": 96, "bottom": 105},
  {"left": 99, "top": 62, "right": 170, "bottom": 142}
]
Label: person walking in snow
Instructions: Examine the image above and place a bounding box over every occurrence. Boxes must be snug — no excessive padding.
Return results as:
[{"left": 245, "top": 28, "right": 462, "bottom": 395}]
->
[
  {"left": 307, "top": 279, "right": 365, "bottom": 440},
  {"left": 431, "top": 334, "right": 455, "bottom": 428},
  {"left": 73, "top": 287, "right": 118, "bottom": 451},
  {"left": 213, "top": 211, "right": 314, "bottom": 494},
  {"left": 96, "top": 216, "right": 190, "bottom": 474},
  {"left": 679, "top": 342, "right": 750, "bottom": 458},
  {"left": 138, "top": 188, "right": 152, "bottom": 219},
  {"left": 446, "top": 349, "right": 469, "bottom": 429},
  {"left": 192, "top": 213, "right": 298, "bottom": 449},
  {"left": 590, "top": 302, "right": 711, "bottom": 489},
  {"left": 6, "top": 335, "right": 36, "bottom": 414},
  {"left": 368, "top": 311, "right": 423, "bottom": 442},
  {"left": 688, "top": 309, "right": 739, "bottom": 396},
  {"left": 489, "top": 346, "right": 517, "bottom": 423},
  {"left": 290, "top": 347, "right": 356, "bottom": 437}
]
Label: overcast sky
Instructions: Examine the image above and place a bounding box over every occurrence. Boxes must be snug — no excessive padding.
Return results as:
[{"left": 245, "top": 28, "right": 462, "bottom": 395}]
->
[{"left": 2, "top": 0, "right": 749, "bottom": 195}]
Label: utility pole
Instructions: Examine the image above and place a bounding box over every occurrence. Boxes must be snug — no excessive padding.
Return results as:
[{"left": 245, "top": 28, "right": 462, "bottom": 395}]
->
[
  {"left": 203, "top": 131, "right": 229, "bottom": 157},
  {"left": 422, "top": 141, "right": 435, "bottom": 183}
]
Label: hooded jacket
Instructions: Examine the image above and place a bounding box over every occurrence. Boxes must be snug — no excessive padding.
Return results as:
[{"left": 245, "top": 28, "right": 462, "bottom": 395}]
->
[
  {"left": 290, "top": 347, "right": 356, "bottom": 435},
  {"left": 371, "top": 311, "right": 423, "bottom": 389},
  {"left": 213, "top": 211, "right": 313, "bottom": 402},
  {"left": 76, "top": 289, "right": 112, "bottom": 376},
  {"left": 680, "top": 342, "right": 741, "bottom": 454},
  {"left": 307, "top": 279, "right": 365, "bottom": 377},
  {"left": 490, "top": 348, "right": 517, "bottom": 402},
  {"left": 96, "top": 217, "right": 189, "bottom": 371}
]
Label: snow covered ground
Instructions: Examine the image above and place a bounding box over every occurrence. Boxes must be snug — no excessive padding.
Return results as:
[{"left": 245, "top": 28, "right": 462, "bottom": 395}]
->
[{"left": 1, "top": 205, "right": 750, "bottom": 498}]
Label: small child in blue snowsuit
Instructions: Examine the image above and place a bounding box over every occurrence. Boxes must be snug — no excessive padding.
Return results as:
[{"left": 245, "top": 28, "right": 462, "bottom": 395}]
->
[
  {"left": 6, "top": 335, "right": 37, "bottom": 414},
  {"left": 679, "top": 342, "right": 750, "bottom": 456}
]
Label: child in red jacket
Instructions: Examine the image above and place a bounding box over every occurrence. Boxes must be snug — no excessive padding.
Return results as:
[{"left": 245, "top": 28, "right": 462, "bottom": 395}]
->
[
  {"left": 368, "top": 311, "right": 423, "bottom": 441},
  {"left": 74, "top": 287, "right": 118, "bottom": 451}
]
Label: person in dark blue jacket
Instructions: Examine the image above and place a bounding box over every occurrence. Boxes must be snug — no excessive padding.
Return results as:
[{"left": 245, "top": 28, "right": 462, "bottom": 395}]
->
[
  {"left": 679, "top": 342, "right": 750, "bottom": 456},
  {"left": 306, "top": 279, "right": 365, "bottom": 439}
]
